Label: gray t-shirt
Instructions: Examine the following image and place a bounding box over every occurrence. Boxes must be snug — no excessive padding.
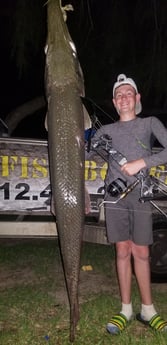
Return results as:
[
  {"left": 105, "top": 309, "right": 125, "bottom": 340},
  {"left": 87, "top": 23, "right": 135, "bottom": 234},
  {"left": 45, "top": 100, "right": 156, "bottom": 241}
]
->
[{"left": 92, "top": 116, "right": 167, "bottom": 188}]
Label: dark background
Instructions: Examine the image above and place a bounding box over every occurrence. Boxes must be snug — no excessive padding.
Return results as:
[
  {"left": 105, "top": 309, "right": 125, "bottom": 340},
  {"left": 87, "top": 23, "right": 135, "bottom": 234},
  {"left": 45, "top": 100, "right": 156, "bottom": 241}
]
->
[{"left": 0, "top": 0, "right": 167, "bottom": 139}]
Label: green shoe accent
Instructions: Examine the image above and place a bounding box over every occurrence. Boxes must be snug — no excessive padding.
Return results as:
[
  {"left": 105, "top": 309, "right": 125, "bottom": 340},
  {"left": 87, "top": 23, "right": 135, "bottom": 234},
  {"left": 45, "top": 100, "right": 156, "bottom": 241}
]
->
[
  {"left": 106, "top": 313, "right": 129, "bottom": 334},
  {"left": 136, "top": 313, "right": 167, "bottom": 331},
  {"left": 149, "top": 314, "right": 167, "bottom": 331}
]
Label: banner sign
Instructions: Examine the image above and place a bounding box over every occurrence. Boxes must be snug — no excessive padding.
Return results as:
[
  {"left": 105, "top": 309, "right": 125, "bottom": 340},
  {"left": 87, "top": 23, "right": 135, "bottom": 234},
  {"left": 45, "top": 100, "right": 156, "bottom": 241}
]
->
[{"left": 0, "top": 138, "right": 167, "bottom": 213}]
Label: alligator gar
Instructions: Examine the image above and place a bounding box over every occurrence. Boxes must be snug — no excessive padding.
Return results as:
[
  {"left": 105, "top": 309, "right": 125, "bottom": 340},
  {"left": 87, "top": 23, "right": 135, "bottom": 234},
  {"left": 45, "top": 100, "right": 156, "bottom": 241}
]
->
[{"left": 45, "top": 0, "right": 85, "bottom": 341}]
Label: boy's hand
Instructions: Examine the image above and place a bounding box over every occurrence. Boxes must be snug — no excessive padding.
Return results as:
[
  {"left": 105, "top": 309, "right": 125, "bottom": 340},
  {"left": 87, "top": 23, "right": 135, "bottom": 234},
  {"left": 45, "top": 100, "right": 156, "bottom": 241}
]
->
[{"left": 121, "top": 159, "right": 146, "bottom": 176}]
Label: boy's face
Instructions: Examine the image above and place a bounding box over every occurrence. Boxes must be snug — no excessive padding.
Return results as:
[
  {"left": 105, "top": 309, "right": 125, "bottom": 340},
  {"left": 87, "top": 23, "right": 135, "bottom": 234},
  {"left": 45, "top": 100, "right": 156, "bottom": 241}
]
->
[{"left": 113, "top": 84, "right": 140, "bottom": 117}]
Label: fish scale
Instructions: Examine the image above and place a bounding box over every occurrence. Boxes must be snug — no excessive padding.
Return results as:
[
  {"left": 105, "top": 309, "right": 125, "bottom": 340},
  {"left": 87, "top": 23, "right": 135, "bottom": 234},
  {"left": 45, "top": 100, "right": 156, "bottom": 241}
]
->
[
  {"left": 48, "top": 89, "right": 85, "bottom": 341},
  {"left": 46, "top": 1, "right": 85, "bottom": 340}
]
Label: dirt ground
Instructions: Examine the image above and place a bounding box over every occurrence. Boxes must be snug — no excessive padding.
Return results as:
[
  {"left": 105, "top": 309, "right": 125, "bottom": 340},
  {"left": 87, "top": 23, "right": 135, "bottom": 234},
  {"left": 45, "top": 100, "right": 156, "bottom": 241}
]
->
[
  {"left": 0, "top": 239, "right": 117, "bottom": 306},
  {"left": 0, "top": 265, "right": 116, "bottom": 305},
  {"left": 0, "top": 238, "right": 167, "bottom": 307}
]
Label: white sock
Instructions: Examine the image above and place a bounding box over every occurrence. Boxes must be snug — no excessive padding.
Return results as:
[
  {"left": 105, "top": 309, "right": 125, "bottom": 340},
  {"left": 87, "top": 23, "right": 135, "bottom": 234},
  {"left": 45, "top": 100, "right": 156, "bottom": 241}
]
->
[
  {"left": 141, "top": 304, "right": 157, "bottom": 321},
  {"left": 121, "top": 302, "right": 133, "bottom": 321}
]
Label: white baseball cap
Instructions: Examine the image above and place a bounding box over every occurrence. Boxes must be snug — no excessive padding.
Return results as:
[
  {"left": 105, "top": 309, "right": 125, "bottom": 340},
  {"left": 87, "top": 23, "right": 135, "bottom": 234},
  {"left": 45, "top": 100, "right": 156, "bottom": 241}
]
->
[{"left": 113, "top": 74, "right": 142, "bottom": 115}]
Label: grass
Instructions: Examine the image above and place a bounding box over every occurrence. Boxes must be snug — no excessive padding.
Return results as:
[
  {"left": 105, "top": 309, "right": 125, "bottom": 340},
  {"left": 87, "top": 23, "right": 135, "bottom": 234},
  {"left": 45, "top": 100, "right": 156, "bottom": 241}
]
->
[{"left": 0, "top": 238, "right": 167, "bottom": 344}]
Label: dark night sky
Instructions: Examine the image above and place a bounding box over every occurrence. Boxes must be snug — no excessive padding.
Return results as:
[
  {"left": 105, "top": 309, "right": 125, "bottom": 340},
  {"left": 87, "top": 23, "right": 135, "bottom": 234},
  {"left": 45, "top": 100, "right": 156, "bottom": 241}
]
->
[
  {"left": 0, "top": 0, "right": 167, "bottom": 138},
  {"left": 0, "top": 0, "right": 47, "bottom": 138},
  {"left": 0, "top": 2, "right": 41, "bottom": 111}
]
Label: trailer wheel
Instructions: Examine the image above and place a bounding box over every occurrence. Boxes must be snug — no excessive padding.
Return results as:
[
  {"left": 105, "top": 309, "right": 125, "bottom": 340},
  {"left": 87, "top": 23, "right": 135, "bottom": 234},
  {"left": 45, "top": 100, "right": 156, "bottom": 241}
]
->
[{"left": 150, "top": 220, "right": 167, "bottom": 281}]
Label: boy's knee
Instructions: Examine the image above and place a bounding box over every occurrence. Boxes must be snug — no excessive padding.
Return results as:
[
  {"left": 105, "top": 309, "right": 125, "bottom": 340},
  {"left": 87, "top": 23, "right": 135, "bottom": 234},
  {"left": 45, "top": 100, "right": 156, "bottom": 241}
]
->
[
  {"left": 116, "top": 242, "right": 131, "bottom": 260},
  {"left": 131, "top": 244, "right": 149, "bottom": 261}
]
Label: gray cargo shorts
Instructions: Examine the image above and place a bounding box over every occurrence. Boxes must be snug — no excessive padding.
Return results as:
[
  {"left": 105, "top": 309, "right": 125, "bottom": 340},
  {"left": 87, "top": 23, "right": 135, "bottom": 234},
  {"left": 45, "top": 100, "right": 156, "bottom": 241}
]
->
[{"left": 105, "top": 189, "right": 153, "bottom": 245}]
